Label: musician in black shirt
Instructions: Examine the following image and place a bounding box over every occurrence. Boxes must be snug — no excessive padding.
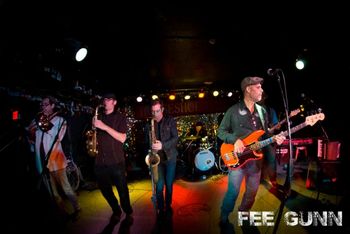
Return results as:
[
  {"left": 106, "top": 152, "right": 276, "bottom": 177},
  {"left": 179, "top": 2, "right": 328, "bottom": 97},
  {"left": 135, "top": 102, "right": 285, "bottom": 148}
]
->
[
  {"left": 217, "top": 77, "right": 285, "bottom": 225},
  {"left": 94, "top": 93, "right": 133, "bottom": 222}
]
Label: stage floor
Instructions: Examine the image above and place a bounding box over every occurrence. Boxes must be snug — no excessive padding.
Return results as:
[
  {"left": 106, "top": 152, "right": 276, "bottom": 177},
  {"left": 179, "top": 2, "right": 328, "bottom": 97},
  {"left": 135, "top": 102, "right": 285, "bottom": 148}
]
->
[{"left": 6, "top": 160, "right": 348, "bottom": 234}]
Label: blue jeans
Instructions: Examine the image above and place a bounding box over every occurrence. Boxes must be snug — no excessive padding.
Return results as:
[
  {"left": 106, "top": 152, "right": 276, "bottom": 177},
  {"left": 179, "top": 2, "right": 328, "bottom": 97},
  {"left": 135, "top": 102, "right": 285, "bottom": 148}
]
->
[
  {"left": 156, "top": 160, "right": 176, "bottom": 211},
  {"left": 221, "top": 167, "right": 261, "bottom": 217}
]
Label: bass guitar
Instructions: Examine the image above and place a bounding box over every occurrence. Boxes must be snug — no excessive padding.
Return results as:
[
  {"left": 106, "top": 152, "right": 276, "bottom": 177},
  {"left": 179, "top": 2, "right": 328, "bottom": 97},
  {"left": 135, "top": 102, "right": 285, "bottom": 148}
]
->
[
  {"left": 268, "top": 107, "right": 303, "bottom": 134},
  {"left": 220, "top": 113, "right": 325, "bottom": 169}
]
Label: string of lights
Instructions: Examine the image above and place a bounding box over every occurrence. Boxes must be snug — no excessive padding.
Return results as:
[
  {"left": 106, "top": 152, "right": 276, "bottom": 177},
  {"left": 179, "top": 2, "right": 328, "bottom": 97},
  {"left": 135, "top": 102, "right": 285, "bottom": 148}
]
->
[{"left": 132, "top": 88, "right": 241, "bottom": 103}]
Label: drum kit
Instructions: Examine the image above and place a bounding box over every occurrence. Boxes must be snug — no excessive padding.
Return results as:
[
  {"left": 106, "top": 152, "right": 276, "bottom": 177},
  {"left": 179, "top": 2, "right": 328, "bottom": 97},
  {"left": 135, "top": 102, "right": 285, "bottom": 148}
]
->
[{"left": 180, "top": 134, "right": 217, "bottom": 180}]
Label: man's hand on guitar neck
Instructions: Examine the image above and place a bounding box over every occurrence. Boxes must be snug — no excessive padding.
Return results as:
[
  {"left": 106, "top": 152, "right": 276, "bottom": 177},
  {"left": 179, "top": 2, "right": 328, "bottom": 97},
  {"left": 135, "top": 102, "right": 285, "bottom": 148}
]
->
[{"left": 275, "top": 134, "right": 286, "bottom": 145}]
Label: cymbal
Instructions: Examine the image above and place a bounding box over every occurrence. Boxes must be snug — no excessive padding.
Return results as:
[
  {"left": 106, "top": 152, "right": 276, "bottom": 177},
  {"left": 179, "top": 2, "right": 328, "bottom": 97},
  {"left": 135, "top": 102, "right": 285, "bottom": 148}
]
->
[{"left": 185, "top": 136, "right": 200, "bottom": 140}]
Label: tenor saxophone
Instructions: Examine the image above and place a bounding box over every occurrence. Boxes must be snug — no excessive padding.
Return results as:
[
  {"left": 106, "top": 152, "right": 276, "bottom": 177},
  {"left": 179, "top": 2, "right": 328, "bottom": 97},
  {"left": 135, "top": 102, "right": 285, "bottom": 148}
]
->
[
  {"left": 86, "top": 105, "right": 102, "bottom": 157},
  {"left": 145, "top": 119, "right": 160, "bottom": 183}
]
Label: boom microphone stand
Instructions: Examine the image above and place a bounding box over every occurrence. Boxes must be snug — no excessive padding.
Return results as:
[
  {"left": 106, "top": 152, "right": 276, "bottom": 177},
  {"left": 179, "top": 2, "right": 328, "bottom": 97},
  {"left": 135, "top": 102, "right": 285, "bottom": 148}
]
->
[{"left": 267, "top": 68, "right": 293, "bottom": 234}]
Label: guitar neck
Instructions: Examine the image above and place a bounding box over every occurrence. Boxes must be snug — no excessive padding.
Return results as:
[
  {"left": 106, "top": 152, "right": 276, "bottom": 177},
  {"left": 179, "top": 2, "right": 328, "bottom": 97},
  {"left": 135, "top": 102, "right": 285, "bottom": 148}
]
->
[
  {"left": 268, "top": 118, "right": 287, "bottom": 133},
  {"left": 249, "top": 121, "right": 308, "bottom": 152},
  {"left": 268, "top": 109, "right": 300, "bottom": 133}
]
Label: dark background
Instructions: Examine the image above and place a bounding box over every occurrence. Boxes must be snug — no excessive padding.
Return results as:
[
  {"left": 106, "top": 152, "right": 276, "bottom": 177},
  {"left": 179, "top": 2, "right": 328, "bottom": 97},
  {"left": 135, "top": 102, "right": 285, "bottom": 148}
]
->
[{"left": 0, "top": 1, "right": 348, "bottom": 150}]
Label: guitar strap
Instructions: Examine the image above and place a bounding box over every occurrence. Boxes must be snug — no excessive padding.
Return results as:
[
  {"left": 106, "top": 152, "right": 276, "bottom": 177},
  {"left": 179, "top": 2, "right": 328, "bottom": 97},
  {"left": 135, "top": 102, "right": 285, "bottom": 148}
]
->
[{"left": 256, "top": 104, "right": 267, "bottom": 132}]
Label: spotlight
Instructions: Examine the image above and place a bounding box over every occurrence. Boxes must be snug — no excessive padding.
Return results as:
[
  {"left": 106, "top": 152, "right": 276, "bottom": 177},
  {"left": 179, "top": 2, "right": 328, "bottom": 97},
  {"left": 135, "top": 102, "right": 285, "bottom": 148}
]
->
[
  {"left": 75, "top": 47, "right": 88, "bottom": 62},
  {"left": 198, "top": 91, "right": 205, "bottom": 98},
  {"left": 184, "top": 95, "right": 191, "bottom": 100},
  {"left": 64, "top": 38, "right": 88, "bottom": 62},
  {"left": 136, "top": 96, "right": 143, "bottom": 102},
  {"left": 169, "top": 94, "right": 176, "bottom": 100},
  {"left": 296, "top": 59, "right": 305, "bottom": 70}
]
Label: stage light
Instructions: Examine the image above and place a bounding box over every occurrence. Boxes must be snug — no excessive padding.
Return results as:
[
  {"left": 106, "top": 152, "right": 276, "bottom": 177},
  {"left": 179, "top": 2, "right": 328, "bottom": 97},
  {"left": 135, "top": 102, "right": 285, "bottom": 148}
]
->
[
  {"left": 198, "top": 91, "right": 205, "bottom": 98},
  {"left": 152, "top": 95, "right": 158, "bottom": 100},
  {"left": 212, "top": 90, "right": 219, "bottom": 97},
  {"left": 136, "top": 96, "right": 143, "bottom": 102},
  {"left": 295, "top": 48, "right": 308, "bottom": 70},
  {"left": 227, "top": 91, "right": 233, "bottom": 97},
  {"left": 75, "top": 47, "right": 88, "bottom": 62},
  {"left": 296, "top": 59, "right": 305, "bottom": 70},
  {"left": 64, "top": 38, "right": 88, "bottom": 62},
  {"left": 169, "top": 94, "right": 176, "bottom": 100},
  {"left": 184, "top": 95, "right": 191, "bottom": 100}
]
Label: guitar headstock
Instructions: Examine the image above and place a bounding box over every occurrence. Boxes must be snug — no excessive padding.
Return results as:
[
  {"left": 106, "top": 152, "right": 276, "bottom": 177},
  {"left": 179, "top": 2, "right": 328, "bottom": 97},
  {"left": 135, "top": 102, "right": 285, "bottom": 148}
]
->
[{"left": 305, "top": 113, "right": 325, "bottom": 126}]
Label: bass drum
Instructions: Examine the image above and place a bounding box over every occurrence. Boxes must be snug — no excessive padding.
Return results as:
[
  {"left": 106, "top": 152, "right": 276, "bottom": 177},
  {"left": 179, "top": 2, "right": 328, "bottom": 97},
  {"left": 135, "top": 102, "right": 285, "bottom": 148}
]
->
[{"left": 194, "top": 150, "right": 215, "bottom": 171}]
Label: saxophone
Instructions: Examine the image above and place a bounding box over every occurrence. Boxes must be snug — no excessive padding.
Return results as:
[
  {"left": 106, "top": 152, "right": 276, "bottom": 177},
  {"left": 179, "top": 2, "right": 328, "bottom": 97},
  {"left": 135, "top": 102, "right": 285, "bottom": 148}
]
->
[
  {"left": 86, "top": 105, "right": 102, "bottom": 157},
  {"left": 145, "top": 119, "right": 160, "bottom": 183}
]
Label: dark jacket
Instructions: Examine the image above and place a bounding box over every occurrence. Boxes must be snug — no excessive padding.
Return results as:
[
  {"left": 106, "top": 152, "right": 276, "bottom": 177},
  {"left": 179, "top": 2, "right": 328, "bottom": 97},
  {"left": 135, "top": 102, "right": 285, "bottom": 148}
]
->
[
  {"left": 145, "top": 115, "right": 179, "bottom": 163},
  {"left": 218, "top": 101, "right": 271, "bottom": 172}
]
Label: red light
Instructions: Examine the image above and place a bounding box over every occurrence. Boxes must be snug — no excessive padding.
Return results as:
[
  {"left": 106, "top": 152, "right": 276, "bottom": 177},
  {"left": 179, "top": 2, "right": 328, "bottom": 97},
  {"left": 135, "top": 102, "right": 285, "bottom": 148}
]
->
[{"left": 12, "top": 111, "right": 19, "bottom": 120}]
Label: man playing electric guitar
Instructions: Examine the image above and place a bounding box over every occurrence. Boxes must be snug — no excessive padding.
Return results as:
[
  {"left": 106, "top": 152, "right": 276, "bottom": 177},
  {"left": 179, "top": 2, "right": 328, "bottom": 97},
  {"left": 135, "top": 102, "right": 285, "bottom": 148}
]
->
[
  {"left": 220, "top": 112, "right": 324, "bottom": 169},
  {"left": 217, "top": 76, "right": 286, "bottom": 225}
]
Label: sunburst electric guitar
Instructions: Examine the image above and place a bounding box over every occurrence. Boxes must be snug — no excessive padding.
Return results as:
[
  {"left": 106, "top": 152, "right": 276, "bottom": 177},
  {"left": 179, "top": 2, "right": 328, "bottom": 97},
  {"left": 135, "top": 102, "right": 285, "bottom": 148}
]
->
[{"left": 220, "top": 113, "right": 325, "bottom": 169}]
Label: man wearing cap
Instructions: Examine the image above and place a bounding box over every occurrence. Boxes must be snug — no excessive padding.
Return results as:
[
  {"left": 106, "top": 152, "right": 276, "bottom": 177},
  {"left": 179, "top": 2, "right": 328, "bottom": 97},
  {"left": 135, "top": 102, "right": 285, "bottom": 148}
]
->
[
  {"left": 217, "top": 76, "right": 285, "bottom": 226},
  {"left": 93, "top": 92, "right": 133, "bottom": 223}
]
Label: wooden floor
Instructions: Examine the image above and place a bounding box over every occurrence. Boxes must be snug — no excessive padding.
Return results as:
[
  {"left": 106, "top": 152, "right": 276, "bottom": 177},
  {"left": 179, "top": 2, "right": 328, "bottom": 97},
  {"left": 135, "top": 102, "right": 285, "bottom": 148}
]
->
[{"left": 7, "top": 161, "right": 349, "bottom": 234}]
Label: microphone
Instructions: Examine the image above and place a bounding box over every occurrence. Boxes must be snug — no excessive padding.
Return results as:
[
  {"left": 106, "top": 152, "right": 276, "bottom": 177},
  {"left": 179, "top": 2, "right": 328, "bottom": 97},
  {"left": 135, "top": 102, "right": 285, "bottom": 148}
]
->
[{"left": 267, "top": 68, "right": 281, "bottom": 76}]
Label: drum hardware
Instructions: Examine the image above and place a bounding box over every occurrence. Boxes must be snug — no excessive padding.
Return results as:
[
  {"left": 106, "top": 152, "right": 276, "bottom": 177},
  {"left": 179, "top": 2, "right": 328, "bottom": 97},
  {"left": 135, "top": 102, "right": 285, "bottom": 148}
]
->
[{"left": 184, "top": 135, "right": 201, "bottom": 141}]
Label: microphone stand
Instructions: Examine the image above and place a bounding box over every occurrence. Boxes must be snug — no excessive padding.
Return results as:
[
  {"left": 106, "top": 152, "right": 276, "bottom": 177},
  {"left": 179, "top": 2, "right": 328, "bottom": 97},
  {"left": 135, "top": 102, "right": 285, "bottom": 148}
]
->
[{"left": 272, "top": 69, "right": 293, "bottom": 234}]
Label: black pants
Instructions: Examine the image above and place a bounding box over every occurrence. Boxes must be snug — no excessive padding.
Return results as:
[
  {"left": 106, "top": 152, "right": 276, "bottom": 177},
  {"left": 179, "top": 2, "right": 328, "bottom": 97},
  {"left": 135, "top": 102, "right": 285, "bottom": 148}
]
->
[{"left": 95, "top": 164, "right": 133, "bottom": 215}]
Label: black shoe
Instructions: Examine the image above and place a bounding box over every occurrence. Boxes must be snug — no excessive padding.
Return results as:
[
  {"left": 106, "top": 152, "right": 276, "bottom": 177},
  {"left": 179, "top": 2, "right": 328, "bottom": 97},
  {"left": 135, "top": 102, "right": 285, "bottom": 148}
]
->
[
  {"left": 110, "top": 210, "right": 122, "bottom": 223},
  {"left": 124, "top": 214, "right": 134, "bottom": 226},
  {"left": 70, "top": 208, "right": 81, "bottom": 221},
  {"left": 219, "top": 215, "right": 229, "bottom": 226},
  {"left": 157, "top": 209, "right": 165, "bottom": 220},
  {"left": 166, "top": 207, "right": 173, "bottom": 217}
]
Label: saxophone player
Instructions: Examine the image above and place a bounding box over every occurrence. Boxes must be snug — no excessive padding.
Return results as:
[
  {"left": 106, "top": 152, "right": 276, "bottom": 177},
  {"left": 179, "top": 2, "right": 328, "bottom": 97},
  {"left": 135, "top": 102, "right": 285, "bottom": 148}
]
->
[
  {"left": 93, "top": 92, "right": 133, "bottom": 223},
  {"left": 145, "top": 99, "right": 179, "bottom": 219}
]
